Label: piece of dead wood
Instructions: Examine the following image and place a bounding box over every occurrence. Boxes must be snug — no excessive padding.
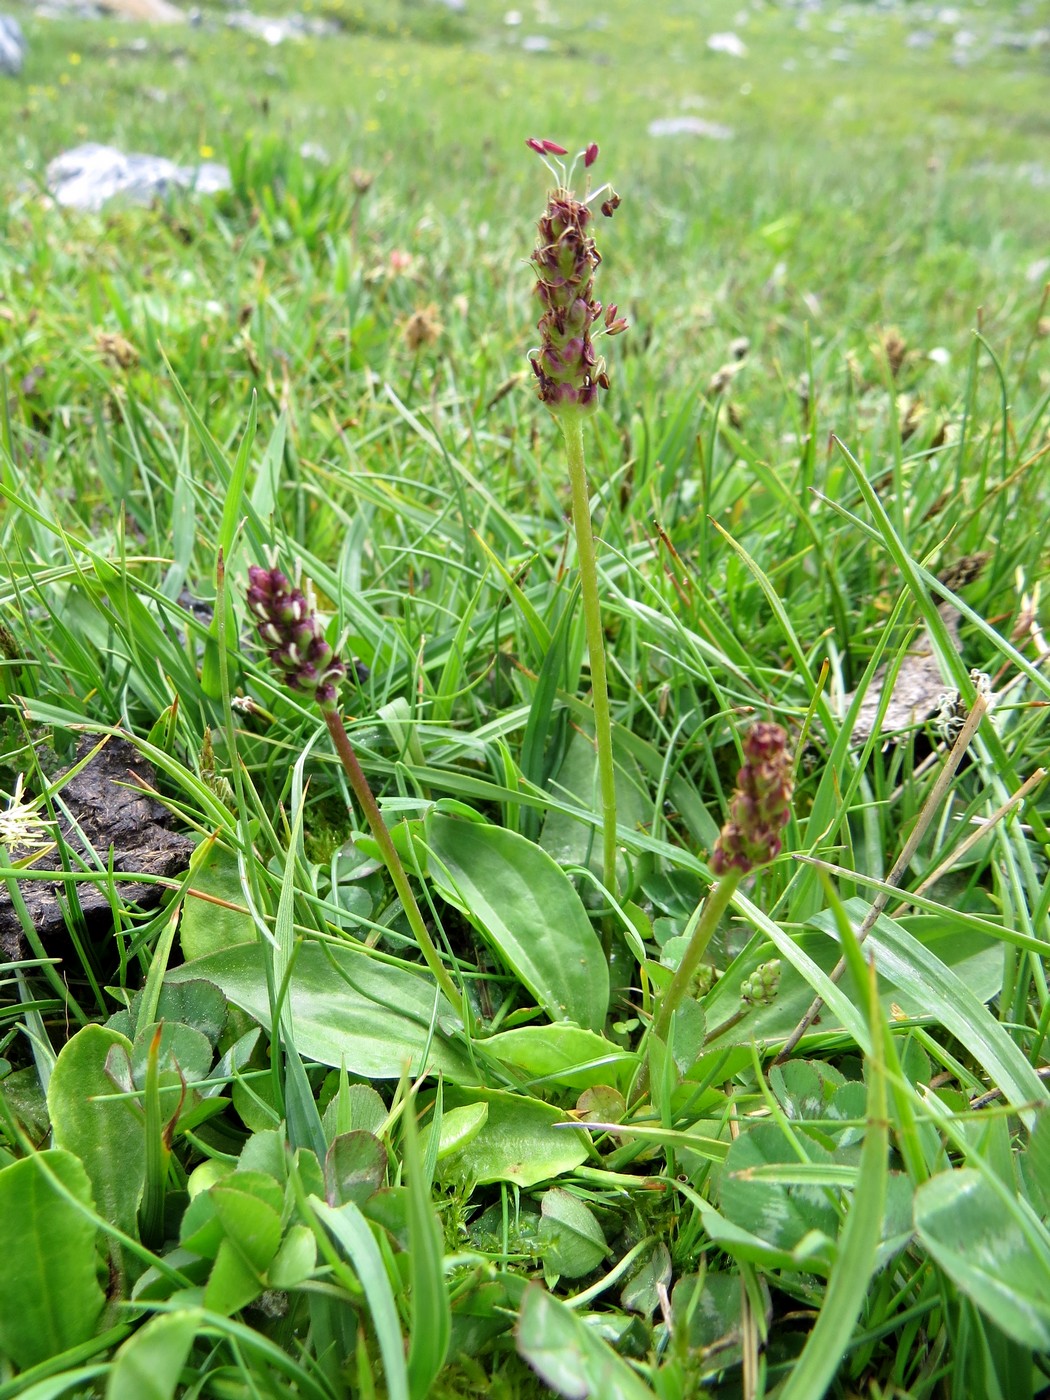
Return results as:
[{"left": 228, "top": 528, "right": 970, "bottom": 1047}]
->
[{"left": 0, "top": 735, "right": 194, "bottom": 961}]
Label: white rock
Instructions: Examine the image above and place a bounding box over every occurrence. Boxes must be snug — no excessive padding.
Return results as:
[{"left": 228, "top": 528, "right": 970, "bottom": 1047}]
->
[
  {"left": 647, "top": 115, "right": 733, "bottom": 140},
  {"left": 47, "top": 143, "right": 231, "bottom": 211},
  {"left": 0, "top": 14, "right": 26, "bottom": 76},
  {"left": 226, "top": 10, "right": 336, "bottom": 43},
  {"left": 707, "top": 31, "right": 747, "bottom": 57}
]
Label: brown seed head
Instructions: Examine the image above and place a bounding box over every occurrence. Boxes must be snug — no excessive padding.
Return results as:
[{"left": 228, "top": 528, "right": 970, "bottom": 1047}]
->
[{"left": 710, "top": 722, "right": 794, "bottom": 875}]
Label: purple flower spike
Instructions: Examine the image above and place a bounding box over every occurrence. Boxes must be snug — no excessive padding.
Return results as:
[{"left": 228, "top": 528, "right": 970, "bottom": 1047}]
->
[
  {"left": 710, "top": 723, "right": 794, "bottom": 875},
  {"left": 246, "top": 565, "right": 347, "bottom": 713},
  {"left": 528, "top": 158, "right": 626, "bottom": 416}
]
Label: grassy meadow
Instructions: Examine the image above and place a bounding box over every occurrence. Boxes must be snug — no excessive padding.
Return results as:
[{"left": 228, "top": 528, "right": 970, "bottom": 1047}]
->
[{"left": 1, "top": 0, "right": 1049, "bottom": 1395}]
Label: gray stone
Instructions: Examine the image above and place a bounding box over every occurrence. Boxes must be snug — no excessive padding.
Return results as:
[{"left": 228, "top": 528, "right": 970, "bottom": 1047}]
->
[
  {"left": 647, "top": 115, "right": 734, "bottom": 140},
  {"left": 47, "top": 143, "right": 231, "bottom": 211},
  {"left": 707, "top": 30, "right": 747, "bottom": 56},
  {"left": 225, "top": 10, "right": 337, "bottom": 43},
  {"left": 0, "top": 14, "right": 26, "bottom": 76}
]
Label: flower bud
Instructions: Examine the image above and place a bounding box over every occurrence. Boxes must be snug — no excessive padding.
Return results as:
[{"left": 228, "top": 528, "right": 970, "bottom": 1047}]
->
[{"left": 741, "top": 959, "right": 781, "bottom": 1008}]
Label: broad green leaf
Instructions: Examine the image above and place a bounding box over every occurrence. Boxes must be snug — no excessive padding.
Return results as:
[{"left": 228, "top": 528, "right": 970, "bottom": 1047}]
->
[
  {"left": 701, "top": 927, "right": 868, "bottom": 1051},
  {"left": 48, "top": 1025, "right": 145, "bottom": 1239},
  {"left": 670, "top": 999, "right": 706, "bottom": 1075},
  {"left": 204, "top": 1236, "right": 265, "bottom": 1315},
  {"left": 576, "top": 1085, "right": 627, "bottom": 1123},
  {"left": 539, "top": 727, "right": 650, "bottom": 894},
  {"left": 168, "top": 940, "right": 476, "bottom": 1081},
  {"left": 187, "top": 1159, "right": 233, "bottom": 1197},
  {"left": 322, "top": 1082, "right": 388, "bottom": 1143},
  {"left": 426, "top": 811, "right": 608, "bottom": 1029},
  {"left": 325, "top": 1131, "right": 387, "bottom": 1207},
  {"left": 915, "top": 1167, "right": 1050, "bottom": 1349},
  {"left": 621, "top": 1242, "right": 672, "bottom": 1320},
  {"left": 483, "top": 1024, "right": 635, "bottom": 1091},
  {"left": 107, "top": 980, "right": 228, "bottom": 1050},
  {"left": 151, "top": 980, "right": 228, "bottom": 1047},
  {"left": 131, "top": 1021, "right": 213, "bottom": 1088},
  {"left": 237, "top": 1129, "right": 287, "bottom": 1182},
  {"left": 182, "top": 1169, "right": 284, "bottom": 1261},
  {"left": 538, "top": 1188, "right": 609, "bottom": 1280},
  {"left": 515, "top": 1283, "right": 655, "bottom": 1400},
  {"left": 210, "top": 1185, "right": 283, "bottom": 1273},
  {"left": 106, "top": 1309, "right": 200, "bottom": 1400},
  {"left": 420, "top": 1102, "right": 488, "bottom": 1162},
  {"left": 670, "top": 1272, "right": 743, "bottom": 1357},
  {"left": 0, "top": 1149, "right": 106, "bottom": 1368},
  {"left": 180, "top": 842, "right": 255, "bottom": 962},
  {"left": 719, "top": 1123, "right": 838, "bottom": 1260},
  {"left": 269, "top": 1224, "right": 317, "bottom": 1288},
  {"left": 180, "top": 1191, "right": 226, "bottom": 1260},
  {"left": 697, "top": 1198, "right": 814, "bottom": 1275},
  {"left": 441, "top": 1087, "right": 589, "bottom": 1188}
]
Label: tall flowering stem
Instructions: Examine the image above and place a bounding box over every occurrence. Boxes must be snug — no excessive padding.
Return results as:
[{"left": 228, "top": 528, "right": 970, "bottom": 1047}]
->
[
  {"left": 636, "top": 724, "right": 793, "bottom": 1097},
  {"left": 246, "top": 566, "right": 464, "bottom": 1016},
  {"left": 527, "top": 138, "right": 627, "bottom": 935}
]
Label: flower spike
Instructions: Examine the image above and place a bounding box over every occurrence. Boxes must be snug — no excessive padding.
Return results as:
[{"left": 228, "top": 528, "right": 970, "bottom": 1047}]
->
[
  {"left": 710, "top": 723, "right": 794, "bottom": 875},
  {"left": 246, "top": 565, "right": 347, "bottom": 712},
  {"left": 528, "top": 152, "right": 626, "bottom": 416}
]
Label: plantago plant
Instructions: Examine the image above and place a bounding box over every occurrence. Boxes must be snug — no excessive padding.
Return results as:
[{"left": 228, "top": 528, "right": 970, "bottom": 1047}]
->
[
  {"left": 527, "top": 138, "right": 627, "bottom": 923},
  {"left": 246, "top": 564, "right": 463, "bottom": 1013},
  {"left": 644, "top": 723, "right": 794, "bottom": 1067}
]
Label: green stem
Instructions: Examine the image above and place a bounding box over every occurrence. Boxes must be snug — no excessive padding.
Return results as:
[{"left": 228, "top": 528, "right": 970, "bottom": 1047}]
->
[
  {"left": 139, "top": 1024, "right": 172, "bottom": 1249},
  {"left": 323, "top": 710, "right": 465, "bottom": 1018},
  {"left": 634, "top": 869, "right": 742, "bottom": 1102},
  {"left": 561, "top": 411, "right": 618, "bottom": 930}
]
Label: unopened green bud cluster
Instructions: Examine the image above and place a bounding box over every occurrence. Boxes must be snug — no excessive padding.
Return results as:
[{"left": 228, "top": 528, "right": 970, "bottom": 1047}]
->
[{"left": 741, "top": 959, "right": 781, "bottom": 1008}]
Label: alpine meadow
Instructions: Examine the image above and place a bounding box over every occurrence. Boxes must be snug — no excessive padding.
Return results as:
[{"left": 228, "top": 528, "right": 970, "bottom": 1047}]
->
[{"left": 1, "top": 0, "right": 1049, "bottom": 1396}]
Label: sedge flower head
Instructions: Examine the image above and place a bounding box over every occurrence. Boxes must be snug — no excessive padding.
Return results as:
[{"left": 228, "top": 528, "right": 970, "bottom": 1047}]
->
[
  {"left": 246, "top": 565, "right": 347, "bottom": 713},
  {"left": 0, "top": 774, "right": 55, "bottom": 854},
  {"left": 526, "top": 138, "right": 627, "bottom": 418}
]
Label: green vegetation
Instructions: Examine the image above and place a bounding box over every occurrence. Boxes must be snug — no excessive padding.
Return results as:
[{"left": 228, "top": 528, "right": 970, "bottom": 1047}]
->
[{"left": 1, "top": 0, "right": 1049, "bottom": 1394}]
